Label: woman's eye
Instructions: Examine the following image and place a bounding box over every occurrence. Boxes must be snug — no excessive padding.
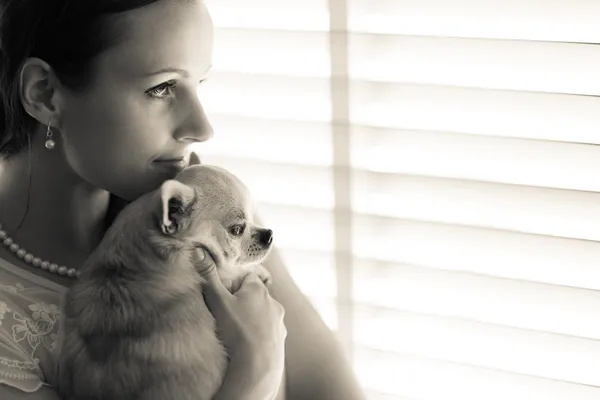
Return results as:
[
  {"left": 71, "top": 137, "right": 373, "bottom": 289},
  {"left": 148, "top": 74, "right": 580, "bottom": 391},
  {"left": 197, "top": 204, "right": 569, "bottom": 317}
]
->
[
  {"left": 146, "top": 80, "right": 177, "bottom": 101},
  {"left": 230, "top": 224, "right": 245, "bottom": 236}
]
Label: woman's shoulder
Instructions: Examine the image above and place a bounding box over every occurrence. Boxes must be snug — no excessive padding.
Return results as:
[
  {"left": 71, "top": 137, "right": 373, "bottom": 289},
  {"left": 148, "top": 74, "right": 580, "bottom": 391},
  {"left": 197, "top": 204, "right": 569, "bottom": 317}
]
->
[{"left": 0, "top": 259, "right": 64, "bottom": 394}]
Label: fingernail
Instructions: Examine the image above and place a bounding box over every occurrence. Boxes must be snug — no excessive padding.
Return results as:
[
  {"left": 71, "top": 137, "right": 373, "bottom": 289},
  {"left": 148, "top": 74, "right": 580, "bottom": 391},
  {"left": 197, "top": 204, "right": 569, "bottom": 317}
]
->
[{"left": 197, "top": 249, "right": 205, "bottom": 261}]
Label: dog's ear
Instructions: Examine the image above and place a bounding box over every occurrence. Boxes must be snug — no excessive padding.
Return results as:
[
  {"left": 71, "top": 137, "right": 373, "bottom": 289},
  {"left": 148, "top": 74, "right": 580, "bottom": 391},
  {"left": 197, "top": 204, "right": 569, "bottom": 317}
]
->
[{"left": 158, "top": 180, "right": 196, "bottom": 235}]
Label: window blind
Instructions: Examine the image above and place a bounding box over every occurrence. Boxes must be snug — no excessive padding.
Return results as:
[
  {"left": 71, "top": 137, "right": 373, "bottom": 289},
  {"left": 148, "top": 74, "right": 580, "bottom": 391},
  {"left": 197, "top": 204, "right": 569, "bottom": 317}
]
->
[{"left": 196, "top": 0, "right": 600, "bottom": 399}]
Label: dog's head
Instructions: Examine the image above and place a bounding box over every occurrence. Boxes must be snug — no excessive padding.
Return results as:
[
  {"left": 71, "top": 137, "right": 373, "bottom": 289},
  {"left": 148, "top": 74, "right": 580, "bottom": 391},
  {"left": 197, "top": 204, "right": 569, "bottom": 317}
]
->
[{"left": 153, "top": 164, "right": 273, "bottom": 270}]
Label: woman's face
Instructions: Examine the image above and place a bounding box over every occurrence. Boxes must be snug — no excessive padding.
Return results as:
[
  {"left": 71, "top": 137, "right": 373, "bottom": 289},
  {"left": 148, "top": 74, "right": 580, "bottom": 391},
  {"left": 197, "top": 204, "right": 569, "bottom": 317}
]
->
[{"left": 57, "top": 0, "right": 214, "bottom": 200}]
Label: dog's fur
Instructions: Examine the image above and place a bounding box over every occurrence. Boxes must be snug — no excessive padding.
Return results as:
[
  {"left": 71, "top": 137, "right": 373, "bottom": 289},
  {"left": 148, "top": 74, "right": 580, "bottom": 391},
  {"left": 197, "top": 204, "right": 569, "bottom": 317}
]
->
[{"left": 55, "top": 164, "right": 274, "bottom": 400}]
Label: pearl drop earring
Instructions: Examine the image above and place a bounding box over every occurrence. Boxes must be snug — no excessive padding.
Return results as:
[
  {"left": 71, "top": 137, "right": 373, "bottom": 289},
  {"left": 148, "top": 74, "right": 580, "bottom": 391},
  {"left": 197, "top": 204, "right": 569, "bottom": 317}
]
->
[{"left": 45, "top": 121, "right": 56, "bottom": 150}]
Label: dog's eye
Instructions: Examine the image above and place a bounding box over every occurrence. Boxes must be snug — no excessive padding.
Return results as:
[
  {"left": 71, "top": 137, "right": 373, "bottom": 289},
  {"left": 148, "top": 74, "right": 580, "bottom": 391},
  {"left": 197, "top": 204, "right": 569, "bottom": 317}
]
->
[{"left": 230, "top": 224, "right": 245, "bottom": 236}]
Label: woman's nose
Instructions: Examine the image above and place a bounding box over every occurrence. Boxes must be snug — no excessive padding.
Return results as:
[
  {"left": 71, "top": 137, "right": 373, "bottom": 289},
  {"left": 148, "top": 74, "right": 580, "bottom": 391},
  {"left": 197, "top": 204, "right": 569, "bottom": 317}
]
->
[{"left": 173, "top": 95, "right": 214, "bottom": 143}]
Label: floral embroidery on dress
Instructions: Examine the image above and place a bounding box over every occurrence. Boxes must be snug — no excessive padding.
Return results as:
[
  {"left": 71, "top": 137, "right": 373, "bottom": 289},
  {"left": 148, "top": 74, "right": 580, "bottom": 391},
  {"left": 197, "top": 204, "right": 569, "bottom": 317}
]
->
[
  {"left": 11, "top": 302, "right": 61, "bottom": 361},
  {"left": 0, "top": 263, "right": 67, "bottom": 388},
  {"left": 0, "top": 356, "right": 39, "bottom": 372},
  {"left": 0, "top": 282, "right": 25, "bottom": 294},
  {"left": 0, "top": 301, "right": 8, "bottom": 326}
]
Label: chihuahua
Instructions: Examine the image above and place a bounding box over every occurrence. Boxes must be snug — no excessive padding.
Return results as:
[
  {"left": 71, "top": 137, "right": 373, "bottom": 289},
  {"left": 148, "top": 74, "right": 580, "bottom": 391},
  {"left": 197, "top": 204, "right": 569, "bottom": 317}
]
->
[{"left": 55, "top": 164, "right": 274, "bottom": 400}]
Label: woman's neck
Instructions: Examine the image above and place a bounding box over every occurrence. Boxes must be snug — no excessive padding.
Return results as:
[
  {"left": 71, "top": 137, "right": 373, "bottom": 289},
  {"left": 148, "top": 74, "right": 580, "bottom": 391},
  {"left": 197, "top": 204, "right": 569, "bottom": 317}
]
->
[{"left": 0, "top": 140, "right": 111, "bottom": 271}]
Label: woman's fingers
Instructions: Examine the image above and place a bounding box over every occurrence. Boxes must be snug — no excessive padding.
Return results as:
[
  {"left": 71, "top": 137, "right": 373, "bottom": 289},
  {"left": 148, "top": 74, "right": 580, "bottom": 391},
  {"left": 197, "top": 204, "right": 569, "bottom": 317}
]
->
[
  {"left": 236, "top": 272, "right": 270, "bottom": 298},
  {"left": 195, "top": 248, "right": 232, "bottom": 310}
]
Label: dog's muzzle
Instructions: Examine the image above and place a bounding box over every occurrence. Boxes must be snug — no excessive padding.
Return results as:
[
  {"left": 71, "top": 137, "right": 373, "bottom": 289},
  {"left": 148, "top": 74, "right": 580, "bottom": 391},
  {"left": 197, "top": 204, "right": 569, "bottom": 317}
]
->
[{"left": 258, "top": 229, "right": 273, "bottom": 247}]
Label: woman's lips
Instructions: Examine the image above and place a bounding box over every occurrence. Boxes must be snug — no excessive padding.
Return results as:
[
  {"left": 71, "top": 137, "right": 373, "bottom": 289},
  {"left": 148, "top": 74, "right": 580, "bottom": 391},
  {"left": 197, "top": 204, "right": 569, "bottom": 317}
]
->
[
  {"left": 153, "top": 151, "right": 201, "bottom": 172},
  {"left": 152, "top": 157, "right": 188, "bottom": 171}
]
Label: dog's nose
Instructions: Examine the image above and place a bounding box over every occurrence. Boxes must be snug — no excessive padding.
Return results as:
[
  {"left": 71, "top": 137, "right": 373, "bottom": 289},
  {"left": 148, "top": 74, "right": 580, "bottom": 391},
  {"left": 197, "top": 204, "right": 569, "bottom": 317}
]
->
[{"left": 259, "top": 229, "right": 273, "bottom": 246}]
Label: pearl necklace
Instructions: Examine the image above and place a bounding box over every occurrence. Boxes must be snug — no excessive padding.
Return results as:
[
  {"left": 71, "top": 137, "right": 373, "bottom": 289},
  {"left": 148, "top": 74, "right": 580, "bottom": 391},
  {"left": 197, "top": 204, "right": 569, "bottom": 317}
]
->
[{"left": 0, "top": 223, "right": 79, "bottom": 278}]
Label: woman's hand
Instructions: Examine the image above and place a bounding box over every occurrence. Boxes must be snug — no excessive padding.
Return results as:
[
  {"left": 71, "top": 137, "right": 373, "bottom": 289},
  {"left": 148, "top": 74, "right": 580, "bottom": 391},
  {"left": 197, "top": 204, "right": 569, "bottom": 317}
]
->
[{"left": 195, "top": 249, "right": 287, "bottom": 400}]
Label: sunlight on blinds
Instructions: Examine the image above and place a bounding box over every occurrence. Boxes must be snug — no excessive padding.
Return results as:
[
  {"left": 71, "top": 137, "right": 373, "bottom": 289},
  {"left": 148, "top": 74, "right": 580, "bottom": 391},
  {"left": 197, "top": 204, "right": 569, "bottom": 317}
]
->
[
  {"left": 354, "top": 307, "right": 600, "bottom": 385},
  {"left": 350, "top": 84, "right": 600, "bottom": 143},
  {"left": 200, "top": 72, "right": 331, "bottom": 121},
  {"left": 353, "top": 173, "right": 600, "bottom": 240},
  {"left": 352, "top": 130, "right": 600, "bottom": 191},
  {"left": 349, "top": 0, "right": 600, "bottom": 42},
  {"left": 212, "top": 29, "right": 331, "bottom": 77},
  {"left": 349, "top": 34, "right": 600, "bottom": 95},
  {"left": 207, "top": 0, "right": 329, "bottom": 31},
  {"left": 352, "top": 261, "right": 600, "bottom": 339},
  {"left": 354, "top": 346, "right": 600, "bottom": 400},
  {"left": 200, "top": 0, "right": 600, "bottom": 399}
]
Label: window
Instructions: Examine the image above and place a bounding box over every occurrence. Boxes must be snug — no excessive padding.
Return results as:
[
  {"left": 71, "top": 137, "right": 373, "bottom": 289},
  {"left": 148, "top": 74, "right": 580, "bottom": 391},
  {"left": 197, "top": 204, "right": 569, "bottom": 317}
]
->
[{"left": 196, "top": 1, "right": 600, "bottom": 399}]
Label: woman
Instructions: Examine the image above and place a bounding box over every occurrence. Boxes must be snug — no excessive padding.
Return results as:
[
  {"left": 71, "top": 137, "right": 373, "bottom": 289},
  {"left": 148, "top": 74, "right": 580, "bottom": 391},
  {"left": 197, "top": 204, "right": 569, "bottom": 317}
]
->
[{"left": 0, "top": 0, "right": 364, "bottom": 399}]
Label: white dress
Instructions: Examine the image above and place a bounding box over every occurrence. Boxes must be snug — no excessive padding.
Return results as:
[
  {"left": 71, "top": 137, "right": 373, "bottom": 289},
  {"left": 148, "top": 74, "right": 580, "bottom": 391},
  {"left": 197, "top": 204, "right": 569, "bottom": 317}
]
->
[{"left": 0, "top": 257, "right": 66, "bottom": 393}]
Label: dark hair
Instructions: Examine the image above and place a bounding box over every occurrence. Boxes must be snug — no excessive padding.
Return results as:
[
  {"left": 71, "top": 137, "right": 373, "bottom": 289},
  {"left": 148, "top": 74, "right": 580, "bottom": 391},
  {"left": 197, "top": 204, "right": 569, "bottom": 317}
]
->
[{"left": 0, "top": 0, "right": 162, "bottom": 159}]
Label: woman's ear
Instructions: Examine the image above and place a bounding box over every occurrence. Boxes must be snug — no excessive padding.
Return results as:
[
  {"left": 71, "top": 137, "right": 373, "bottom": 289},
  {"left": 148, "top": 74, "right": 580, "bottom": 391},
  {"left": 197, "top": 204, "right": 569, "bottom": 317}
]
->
[
  {"left": 19, "top": 57, "right": 62, "bottom": 125},
  {"left": 158, "top": 180, "right": 197, "bottom": 235}
]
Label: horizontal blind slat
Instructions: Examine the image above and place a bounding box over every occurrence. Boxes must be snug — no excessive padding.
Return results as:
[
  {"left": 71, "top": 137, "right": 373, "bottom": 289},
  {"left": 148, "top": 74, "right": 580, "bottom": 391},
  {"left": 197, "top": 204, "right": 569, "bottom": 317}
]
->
[
  {"left": 210, "top": 28, "right": 600, "bottom": 95},
  {"left": 351, "top": 127, "right": 600, "bottom": 192},
  {"left": 350, "top": 34, "right": 600, "bottom": 95},
  {"left": 195, "top": 115, "right": 333, "bottom": 166},
  {"left": 205, "top": 0, "right": 329, "bottom": 31},
  {"left": 354, "top": 346, "right": 600, "bottom": 400},
  {"left": 353, "top": 305, "right": 600, "bottom": 386},
  {"left": 351, "top": 81, "right": 600, "bottom": 143},
  {"left": 201, "top": 72, "right": 331, "bottom": 121},
  {"left": 353, "top": 262, "right": 600, "bottom": 341},
  {"left": 349, "top": 0, "right": 600, "bottom": 42},
  {"left": 354, "top": 215, "right": 600, "bottom": 290},
  {"left": 353, "top": 171, "right": 600, "bottom": 241},
  {"left": 213, "top": 28, "right": 330, "bottom": 77}
]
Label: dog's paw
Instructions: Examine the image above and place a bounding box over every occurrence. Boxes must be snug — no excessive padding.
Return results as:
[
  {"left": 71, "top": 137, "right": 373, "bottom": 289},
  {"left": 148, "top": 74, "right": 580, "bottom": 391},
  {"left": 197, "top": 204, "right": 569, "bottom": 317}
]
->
[{"left": 256, "top": 266, "right": 272, "bottom": 286}]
